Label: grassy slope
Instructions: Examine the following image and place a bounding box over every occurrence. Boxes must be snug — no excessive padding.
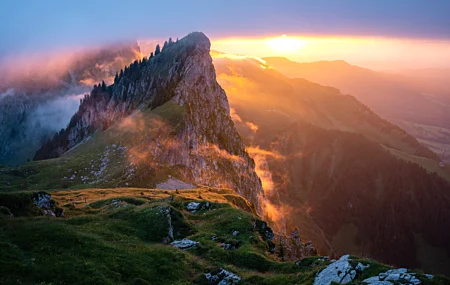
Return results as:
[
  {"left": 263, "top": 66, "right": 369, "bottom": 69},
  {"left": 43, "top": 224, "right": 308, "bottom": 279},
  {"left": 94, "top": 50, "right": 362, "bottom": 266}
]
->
[
  {"left": 0, "top": 100, "right": 186, "bottom": 192},
  {"left": 2, "top": 187, "right": 448, "bottom": 285}
]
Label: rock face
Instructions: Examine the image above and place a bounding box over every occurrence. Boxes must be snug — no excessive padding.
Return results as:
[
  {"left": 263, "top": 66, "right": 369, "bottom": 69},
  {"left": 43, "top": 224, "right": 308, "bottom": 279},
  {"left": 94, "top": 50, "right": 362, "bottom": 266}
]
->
[{"left": 33, "top": 32, "right": 264, "bottom": 210}]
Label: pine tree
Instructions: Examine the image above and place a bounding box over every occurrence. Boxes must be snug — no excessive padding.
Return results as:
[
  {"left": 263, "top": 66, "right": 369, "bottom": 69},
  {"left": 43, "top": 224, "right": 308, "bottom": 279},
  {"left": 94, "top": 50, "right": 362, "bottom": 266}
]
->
[
  {"left": 119, "top": 69, "right": 124, "bottom": 78},
  {"left": 155, "top": 44, "right": 161, "bottom": 55},
  {"left": 150, "top": 52, "right": 154, "bottom": 58},
  {"left": 162, "top": 40, "right": 168, "bottom": 51},
  {"left": 114, "top": 72, "right": 119, "bottom": 83},
  {"left": 101, "top": 80, "right": 106, "bottom": 91},
  {"left": 168, "top": 37, "right": 173, "bottom": 45}
]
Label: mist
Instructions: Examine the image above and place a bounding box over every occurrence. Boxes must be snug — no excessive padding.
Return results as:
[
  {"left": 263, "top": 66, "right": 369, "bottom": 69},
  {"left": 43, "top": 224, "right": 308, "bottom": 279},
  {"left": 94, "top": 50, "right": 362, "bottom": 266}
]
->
[{"left": 29, "top": 90, "right": 87, "bottom": 133}]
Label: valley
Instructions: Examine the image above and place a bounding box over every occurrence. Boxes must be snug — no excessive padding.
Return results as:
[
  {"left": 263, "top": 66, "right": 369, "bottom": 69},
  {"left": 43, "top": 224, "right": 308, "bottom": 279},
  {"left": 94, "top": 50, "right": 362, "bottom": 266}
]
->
[
  {"left": 213, "top": 53, "right": 450, "bottom": 274},
  {"left": 263, "top": 57, "right": 450, "bottom": 164}
]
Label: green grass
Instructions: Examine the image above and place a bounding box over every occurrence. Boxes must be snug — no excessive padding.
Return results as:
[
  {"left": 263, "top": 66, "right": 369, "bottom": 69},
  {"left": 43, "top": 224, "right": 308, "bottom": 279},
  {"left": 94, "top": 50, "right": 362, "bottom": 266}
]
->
[
  {"left": 0, "top": 188, "right": 449, "bottom": 284},
  {"left": 0, "top": 189, "right": 318, "bottom": 285}
]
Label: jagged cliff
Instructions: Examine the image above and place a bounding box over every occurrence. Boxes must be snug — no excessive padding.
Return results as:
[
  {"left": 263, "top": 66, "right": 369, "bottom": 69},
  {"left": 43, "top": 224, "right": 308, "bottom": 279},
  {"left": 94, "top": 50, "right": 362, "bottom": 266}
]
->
[{"left": 33, "top": 32, "right": 264, "bottom": 210}]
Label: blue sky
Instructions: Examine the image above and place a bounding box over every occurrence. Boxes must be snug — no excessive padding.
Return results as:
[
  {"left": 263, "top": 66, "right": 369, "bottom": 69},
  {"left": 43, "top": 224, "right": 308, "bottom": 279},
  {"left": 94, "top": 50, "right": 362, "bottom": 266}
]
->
[{"left": 1, "top": 0, "right": 449, "bottom": 56}]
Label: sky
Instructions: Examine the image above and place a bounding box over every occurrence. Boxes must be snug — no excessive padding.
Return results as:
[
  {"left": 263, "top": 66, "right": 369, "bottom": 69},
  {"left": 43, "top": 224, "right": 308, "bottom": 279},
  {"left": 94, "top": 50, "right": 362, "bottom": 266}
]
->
[{"left": 1, "top": 0, "right": 450, "bottom": 69}]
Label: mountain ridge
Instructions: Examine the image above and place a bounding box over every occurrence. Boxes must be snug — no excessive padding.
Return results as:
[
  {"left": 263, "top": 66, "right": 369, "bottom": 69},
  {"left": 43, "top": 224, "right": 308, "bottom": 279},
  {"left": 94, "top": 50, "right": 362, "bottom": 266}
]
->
[
  {"left": 25, "top": 32, "right": 264, "bottom": 211},
  {"left": 263, "top": 56, "right": 450, "bottom": 164}
]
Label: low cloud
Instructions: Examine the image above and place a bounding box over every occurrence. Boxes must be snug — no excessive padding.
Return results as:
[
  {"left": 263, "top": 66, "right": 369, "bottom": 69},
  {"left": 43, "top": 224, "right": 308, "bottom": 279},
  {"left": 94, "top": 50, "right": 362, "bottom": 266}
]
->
[
  {"left": 29, "top": 90, "right": 87, "bottom": 132},
  {"left": 246, "top": 146, "right": 285, "bottom": 160},
  {"left": 0, "top": 89, "right": 15, "bottom": 102},
  {"left": 230, "top": 107, "right": 243, "bottom": 123},
  {"left": 245, "top": 121, "right": 259, "bottom": 132}
]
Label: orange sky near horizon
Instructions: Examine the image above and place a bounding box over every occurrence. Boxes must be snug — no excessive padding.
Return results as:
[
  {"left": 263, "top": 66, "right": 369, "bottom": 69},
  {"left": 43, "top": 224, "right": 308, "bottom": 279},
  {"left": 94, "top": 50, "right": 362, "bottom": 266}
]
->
[{"left": 209, "top": 35, "right": 450, "bottom": 71}]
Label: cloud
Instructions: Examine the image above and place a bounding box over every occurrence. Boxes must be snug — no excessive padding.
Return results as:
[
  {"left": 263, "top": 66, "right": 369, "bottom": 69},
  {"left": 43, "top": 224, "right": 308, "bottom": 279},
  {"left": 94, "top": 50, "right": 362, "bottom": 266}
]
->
[
  {"left": 195, "top": 144, "right": 245, "bottom": 164},
  {"left": 29, "top": 90, "right": 87, "bottom": 132},
  {"left": 210, "top": 50, "right": 269, "bottom": 67},
  {"left": 245, "top": 121, "right": 259, "bottom": 132},
  {"left": 230, "top": 107, "right": 243, "bottom": 123},
  {"left": 0, "top": 88, "right": 14, "bottom": 101},
  {"left": 246, "top": 146, "right": 285, "bottom": 160}
]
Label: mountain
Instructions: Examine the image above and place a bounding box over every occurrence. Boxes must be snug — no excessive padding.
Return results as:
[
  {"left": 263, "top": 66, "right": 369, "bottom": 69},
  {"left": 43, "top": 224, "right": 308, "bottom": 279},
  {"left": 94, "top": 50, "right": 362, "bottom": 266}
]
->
[
  {"left": 263, "top": 57, "right": 450, "bottom": 163},
  {"left": 0, "top": 42, "right": 142, "bottom": 166},
  {"left": 212, "top": 53, "right": 450, "bottom": 275},
  {"left": 3, "top": 32, "right": 263, "bottom": 211},
  {"left": 0, "top": 33, "right": 449, "bottom": 284}
]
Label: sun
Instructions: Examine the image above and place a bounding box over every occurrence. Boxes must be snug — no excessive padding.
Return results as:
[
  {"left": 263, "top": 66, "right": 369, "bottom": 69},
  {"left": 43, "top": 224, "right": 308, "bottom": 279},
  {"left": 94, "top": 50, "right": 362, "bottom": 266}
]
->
[{"left": 265, "top": 34, "right": 308, "bottom": 54}]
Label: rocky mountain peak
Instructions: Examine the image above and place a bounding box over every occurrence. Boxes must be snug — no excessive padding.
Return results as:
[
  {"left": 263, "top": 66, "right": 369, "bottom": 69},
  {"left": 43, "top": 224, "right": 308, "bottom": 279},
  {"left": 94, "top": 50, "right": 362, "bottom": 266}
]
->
[{"left": 33, "top": 32, "right": 264, "bottom": 211}]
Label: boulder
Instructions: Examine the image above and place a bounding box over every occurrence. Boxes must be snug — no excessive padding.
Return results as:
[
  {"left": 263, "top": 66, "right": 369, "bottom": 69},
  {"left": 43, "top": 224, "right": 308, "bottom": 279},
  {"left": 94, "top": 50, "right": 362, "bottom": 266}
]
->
[
  {"left": 170, "top": 238, "right": 199, "bottom": 250},
  {"left": 313, "top": 255, "right": 360, "bottom": 285},
  {"left": 186, "top": 202, "right": 201, "bottom": 212},
  {"left": 204, "top": 268, "right": 241, "bottom": 285},
  {"left": 32, "top": 192, "right": 52, "bottom": 209}
]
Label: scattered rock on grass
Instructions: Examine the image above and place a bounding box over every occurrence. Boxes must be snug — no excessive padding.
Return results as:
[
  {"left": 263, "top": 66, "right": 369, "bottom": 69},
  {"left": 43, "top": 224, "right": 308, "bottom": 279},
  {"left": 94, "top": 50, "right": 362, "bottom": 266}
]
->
[{"left": 363, "top": 268, "right": 421, "bottom": 285}]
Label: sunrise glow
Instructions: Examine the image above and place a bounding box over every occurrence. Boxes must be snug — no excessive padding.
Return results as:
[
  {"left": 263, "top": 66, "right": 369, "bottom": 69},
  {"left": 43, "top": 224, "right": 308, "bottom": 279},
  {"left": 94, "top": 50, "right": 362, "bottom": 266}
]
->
[
  {"left": 265, "top": 34, "right": 308, "bottom": 54},
  {"left": 211, "top": 35, "right": 450, "bottom": 70}
]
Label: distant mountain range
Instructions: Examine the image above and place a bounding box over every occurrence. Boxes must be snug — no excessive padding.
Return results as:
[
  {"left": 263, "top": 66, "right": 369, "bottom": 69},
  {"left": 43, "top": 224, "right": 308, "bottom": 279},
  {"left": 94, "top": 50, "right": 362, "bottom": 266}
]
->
[
  {"left": 264, "top": 57, "right": 450, "bottom": 163},
  {"left": 213, "top": 52, "right": 450, "bottom": 274}
]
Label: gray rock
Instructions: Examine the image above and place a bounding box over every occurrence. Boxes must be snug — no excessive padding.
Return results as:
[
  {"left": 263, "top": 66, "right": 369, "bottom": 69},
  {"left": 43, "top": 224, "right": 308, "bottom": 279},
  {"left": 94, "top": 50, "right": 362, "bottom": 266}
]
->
[
  {"left": 313, "top": 255, "right": 357, "bottom": 285},
  {"left": 356, "top": 262, "right": 370, "bottom": 271},
  {"left": 186, "top": 202, "right": 201, "bottom": 212},
  {"left": 43, "top": 209, "right": 56, "bottom": 217},
  {"left": 220, "top": 242, "right": 239, "bottom": 250},
  {"left": 363, "top": 268, "right": 421, "bottom": 285},
  {"left": 205, "top": 268, "right": 241, "bottom": 285},
  {"left": 170, "top": 238, "right": 199, "bottom": 250},
  {"left": 33, "top": 192, "right": 52, "bottom": 209}
]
